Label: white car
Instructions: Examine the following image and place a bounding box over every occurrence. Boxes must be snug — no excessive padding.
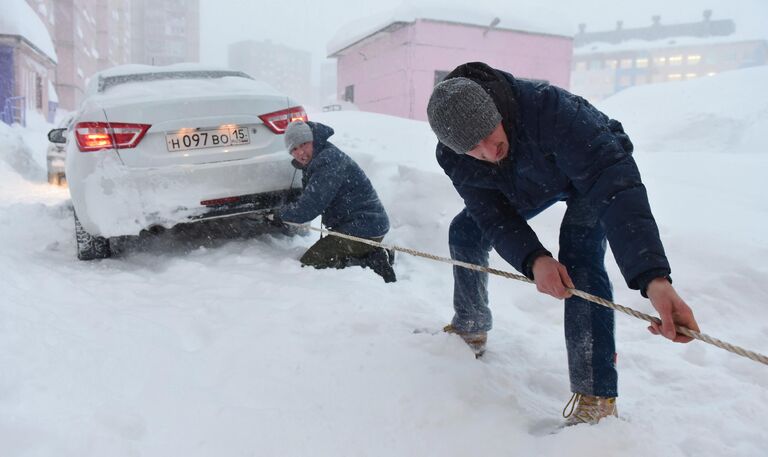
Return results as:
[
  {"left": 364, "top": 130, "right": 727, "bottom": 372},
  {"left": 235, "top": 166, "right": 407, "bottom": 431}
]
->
[{"left": 48, "top": 64, "right": 307, "bottom": 260}]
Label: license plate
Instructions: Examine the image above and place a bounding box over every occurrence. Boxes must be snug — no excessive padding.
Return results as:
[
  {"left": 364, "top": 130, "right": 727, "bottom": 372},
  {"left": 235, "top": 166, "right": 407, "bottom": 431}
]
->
[{"left": 166, "top": 126, "right": 250, "bottom": 152}]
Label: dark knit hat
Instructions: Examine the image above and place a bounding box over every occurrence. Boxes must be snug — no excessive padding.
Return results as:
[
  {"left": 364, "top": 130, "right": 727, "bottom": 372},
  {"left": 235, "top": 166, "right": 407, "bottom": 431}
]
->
[
  {"left": 284, "top": 120, "right": 313, "bottom": 152},
  {"left": 427, "top": 77, "right": 502, "bottom": 154}
]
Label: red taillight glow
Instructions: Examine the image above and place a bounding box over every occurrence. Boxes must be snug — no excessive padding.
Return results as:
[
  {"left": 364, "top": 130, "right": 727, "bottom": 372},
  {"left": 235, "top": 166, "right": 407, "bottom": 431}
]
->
[
  {"left": 200, "top": 196, "right": 242, "bottom": 206},
  {"left": 258, "top": 106, "right": 308, "bottom": 134},
  {"left": 74, "top": 122, "right": 151, "bottom": 152}
]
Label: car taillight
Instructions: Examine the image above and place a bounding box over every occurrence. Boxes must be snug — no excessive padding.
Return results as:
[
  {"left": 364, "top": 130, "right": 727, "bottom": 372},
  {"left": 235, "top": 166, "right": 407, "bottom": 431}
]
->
[
  {"left": 74, "top": 122, "right": 151, "bottom": 152},
  {"left": 258, "top": 106, "right": 308, "bottom": 134}
]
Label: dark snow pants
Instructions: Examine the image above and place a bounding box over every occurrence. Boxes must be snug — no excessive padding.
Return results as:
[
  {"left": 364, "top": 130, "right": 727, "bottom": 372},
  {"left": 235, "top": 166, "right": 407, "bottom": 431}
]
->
[
  {"left": 449, "top": 194, "right": 617, "bottom": 397},
  {"left": 300, "top": 235, "right": 383, "bottom": 269}
]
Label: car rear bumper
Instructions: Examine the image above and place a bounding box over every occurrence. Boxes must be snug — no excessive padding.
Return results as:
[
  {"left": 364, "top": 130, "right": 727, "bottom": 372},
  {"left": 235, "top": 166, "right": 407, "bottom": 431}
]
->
[{"left": 71, "top": 153, "right": 302, "bottom": 237}]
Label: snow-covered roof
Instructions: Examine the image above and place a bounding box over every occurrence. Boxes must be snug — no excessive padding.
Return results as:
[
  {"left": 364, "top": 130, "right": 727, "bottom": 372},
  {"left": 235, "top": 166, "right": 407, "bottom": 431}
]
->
[
  {"left": 0, "top": 0, "right": 57, "bottom": 62},
  {"left": 327, "top": 3, "right": 574, "bottom": 57}
]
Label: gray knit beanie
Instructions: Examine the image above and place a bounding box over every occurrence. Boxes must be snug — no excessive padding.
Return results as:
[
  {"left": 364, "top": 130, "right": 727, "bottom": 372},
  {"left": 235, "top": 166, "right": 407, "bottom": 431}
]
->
[
  {"left": 284, "top": 120, "right": 313, "bottom": 152},
  {"left": 427, "top": 77, "right": 502, "bottom": 154}
]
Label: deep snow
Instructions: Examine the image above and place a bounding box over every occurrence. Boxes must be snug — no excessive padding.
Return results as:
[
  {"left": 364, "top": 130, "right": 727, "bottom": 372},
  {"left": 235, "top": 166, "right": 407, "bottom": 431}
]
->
[{"left": 1, "top": 68, "right": 767, "bottom": 456}]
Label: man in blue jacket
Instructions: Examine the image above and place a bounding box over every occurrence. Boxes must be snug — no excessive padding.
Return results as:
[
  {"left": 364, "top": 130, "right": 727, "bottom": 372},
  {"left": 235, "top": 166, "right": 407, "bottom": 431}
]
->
[
  {"left": 275, "top": 120, "right": 396, "bottom": 283},
  {"left": 426, "top": 62, "right": 699, "bottom": 425}
]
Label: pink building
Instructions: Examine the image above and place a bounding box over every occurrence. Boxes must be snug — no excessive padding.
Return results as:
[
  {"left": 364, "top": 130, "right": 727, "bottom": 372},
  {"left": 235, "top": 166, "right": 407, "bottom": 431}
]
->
[{"left": 328, "top": 8, "right": 573, "bottom": 121}]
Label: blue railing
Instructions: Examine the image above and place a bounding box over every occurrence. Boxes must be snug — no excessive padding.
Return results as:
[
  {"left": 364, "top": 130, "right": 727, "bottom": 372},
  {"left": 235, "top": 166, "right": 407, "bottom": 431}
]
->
[
  {"left": 47, "top": 100, "right": 58, "bottom": 123},
  {"left": 1, "top": 96, "right": 26, "bottom": 127}
]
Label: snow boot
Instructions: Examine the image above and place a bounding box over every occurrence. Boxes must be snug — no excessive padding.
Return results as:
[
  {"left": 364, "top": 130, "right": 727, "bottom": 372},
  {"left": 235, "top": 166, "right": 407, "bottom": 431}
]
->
[
  {"left": 443, "top": 324, "right": 487, "bottom": 358},
  {"left": 365, "top": 248, "right": 397, "bottom": 283},
  {"left": 562, "top": 393, "right": 618, "bottom": 426}
]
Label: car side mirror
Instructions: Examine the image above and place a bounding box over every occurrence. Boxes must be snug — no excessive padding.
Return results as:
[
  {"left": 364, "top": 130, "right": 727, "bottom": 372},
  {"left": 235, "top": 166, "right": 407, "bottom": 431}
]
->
[{"left": 48, "top": 128, "right": 67, "bottom": 144}]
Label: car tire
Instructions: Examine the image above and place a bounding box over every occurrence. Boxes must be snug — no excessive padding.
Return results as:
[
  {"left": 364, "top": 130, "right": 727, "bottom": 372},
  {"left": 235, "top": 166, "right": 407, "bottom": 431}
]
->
[{"left": 74, "top": 213, "right": 111, "bottom": 261}]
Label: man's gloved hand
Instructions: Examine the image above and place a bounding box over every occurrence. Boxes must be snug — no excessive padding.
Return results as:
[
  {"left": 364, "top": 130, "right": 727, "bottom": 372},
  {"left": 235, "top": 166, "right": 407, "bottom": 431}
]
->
[{"left": 266, "top": 213, "right": 286, "bottom": 228}]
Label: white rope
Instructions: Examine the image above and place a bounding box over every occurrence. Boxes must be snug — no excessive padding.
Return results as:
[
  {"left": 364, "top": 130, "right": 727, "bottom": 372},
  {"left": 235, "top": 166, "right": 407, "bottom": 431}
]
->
[{"left": 285, "top": 222, "right": 768, "bottom": 367}]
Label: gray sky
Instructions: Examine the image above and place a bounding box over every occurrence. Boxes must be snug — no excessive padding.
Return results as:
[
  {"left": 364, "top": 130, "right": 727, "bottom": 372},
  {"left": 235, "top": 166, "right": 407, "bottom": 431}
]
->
[{"left": 199, "top": 0, "right": 765, "bottom": 77}]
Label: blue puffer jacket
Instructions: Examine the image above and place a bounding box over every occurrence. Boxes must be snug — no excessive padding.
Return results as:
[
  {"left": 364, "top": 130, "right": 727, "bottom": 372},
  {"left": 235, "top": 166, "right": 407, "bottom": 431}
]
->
[
  {"left": 436, "top": 62, "right": 670, "bottom": 291},
  {"left": 278, "top": 122, "right": 390, "bottom": 239}
]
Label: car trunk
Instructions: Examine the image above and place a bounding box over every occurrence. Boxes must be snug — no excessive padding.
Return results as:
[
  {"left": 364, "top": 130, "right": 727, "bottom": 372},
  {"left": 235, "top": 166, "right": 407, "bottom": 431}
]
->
[{"left": 98, "top": 94, "right": 293, "bottom": 168}]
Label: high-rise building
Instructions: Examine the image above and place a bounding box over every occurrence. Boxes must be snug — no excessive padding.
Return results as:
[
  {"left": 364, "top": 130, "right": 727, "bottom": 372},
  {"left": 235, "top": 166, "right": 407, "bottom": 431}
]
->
[
  {"left": 131, "top": 0, "right": 199, "bottom": 66},
  {"left": 26, "top": 0, "right": 132, "bottom": 110},
  {"left": 228, "top": 40, "right": 312, "bottom": 105}
]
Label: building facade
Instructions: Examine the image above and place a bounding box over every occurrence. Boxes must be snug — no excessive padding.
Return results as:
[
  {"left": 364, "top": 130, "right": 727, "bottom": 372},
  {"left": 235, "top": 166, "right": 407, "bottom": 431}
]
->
[
  {"left": 330, "top": 17, "right": 572, "bottom": 121},
  {"left": 571, "top": 11, "right": 768, "bottom": 101},
  {"left": 131, "top": 0, "right": 200, "bottom": 66},
  {"left": 228, "top": 40, "right": 312, "bottom": 104}
]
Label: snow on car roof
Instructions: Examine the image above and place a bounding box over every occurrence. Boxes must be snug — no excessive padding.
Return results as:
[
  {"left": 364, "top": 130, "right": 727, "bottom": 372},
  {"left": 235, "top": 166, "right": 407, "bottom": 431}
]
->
[{"left": 85, "top": 64, "right": 286, "bottom": 102}]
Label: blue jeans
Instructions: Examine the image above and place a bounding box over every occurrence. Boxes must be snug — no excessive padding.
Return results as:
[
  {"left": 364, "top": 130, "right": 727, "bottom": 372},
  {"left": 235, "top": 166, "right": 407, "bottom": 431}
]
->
[{"left": 449, "top": 195, "right": 617, "bottom": 397}]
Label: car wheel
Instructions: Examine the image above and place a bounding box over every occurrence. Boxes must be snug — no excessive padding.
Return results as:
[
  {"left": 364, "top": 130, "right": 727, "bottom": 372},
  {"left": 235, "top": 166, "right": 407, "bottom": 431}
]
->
[{"left": 74, "top": 213, "right": 111, "bottom": 260}]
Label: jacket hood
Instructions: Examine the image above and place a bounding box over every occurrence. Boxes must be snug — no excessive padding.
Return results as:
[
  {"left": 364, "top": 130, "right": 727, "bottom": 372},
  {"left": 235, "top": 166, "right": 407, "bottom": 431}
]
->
[{"left": 307, "top": 121, "right": 335, "bottom": 150}]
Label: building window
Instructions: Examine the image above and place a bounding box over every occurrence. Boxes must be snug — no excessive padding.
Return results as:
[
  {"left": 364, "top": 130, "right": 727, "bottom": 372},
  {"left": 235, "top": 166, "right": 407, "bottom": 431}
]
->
[
  {"left": 35, "top": 75, "right": 43, "bottom": 110},
  {"left": 653, "top": 56, "right": 667, "bottom": 66},
  {"left": 687, "top": 55, "right": 702, "bottom": 65},
  {"left": 669, "top": 56, "right": 683, "bottom": 66},
  {"left": 620, "top": 59, "right": 633, "bottom": 69},
  {"left": 668, "top": 73, "right": 682, "bottom": 81},
  {"left": 589, "top": 59, "right": 602, "bottom": 70},
  {"left": 344, "top": 85, "right": 354, "bottom": 103},
  {"left": 635, "top": 58, "right": 649, "bottom": 68},
  {"left": 619, "top": 75, "right": 632, "bottom": 86},
  {"left": 685, "top": 73, "right": 697, "bottom": 79},
  {"left": 605, "top": 59, "right": 618, "bottom": 69},
  {"left": 434, "top": 70, "right": 450, "bottom": 86}
]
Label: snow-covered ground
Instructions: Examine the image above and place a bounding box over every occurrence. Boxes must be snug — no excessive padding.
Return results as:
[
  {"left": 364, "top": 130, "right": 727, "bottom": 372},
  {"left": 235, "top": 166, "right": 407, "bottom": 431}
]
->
[{"left": 1, "top": 68, "right": 767, "bottom": 456}]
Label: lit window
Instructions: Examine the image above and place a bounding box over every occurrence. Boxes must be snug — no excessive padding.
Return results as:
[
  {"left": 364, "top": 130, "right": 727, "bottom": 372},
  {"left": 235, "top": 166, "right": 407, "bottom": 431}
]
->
[
  {"left": 685, "top": 73, "right": 697, "bottom": 79},
  {"left": 668, "top": 73, "right": 682, "bottom": 80},
  {"left": 669, "top": 56, "right": 683, "bottom": 66},
  {"left": 636, "top": 58, "right": 649, "bottom": 68},
  {"left": 654, "top": 57, "right": 667, "bottom": 66},
  {"left": 605, "top": 59, "right": 618, "bottom": 69},
  {"left": 620, "top": 59, "right": 633, "bottom": 69},
  {"left": 687, "top": 55, "right": 702, "bottom": 64},
  {"left": 707, "top": 72, "right": 717, "bottom": 77}
]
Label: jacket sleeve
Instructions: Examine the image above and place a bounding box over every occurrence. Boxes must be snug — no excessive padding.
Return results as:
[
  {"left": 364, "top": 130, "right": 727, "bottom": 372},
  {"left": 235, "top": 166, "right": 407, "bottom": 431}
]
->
[
  {"left": 453, "top": 180, "right": 547, "bottom": 276},
  {"left": 278, "top": 152, "right": 346, "bottom": 224},
  {"left": 539, "top": 87, "right": 670, "bottom": 289}
]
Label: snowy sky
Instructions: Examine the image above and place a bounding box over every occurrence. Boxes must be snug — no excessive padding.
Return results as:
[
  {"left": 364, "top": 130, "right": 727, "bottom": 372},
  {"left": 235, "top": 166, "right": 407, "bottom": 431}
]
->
[{"left": 199, "top": 0, "right": 766, "bottom": 78}]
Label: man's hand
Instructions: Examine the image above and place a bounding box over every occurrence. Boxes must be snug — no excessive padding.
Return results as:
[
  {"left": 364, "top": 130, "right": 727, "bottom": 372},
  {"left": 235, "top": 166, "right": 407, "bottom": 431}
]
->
[
  {"left": 531, "top": 256, "right": 574, "bottom": 299},
  {"left": 646, "top": 278, "right": 699, "bottom": 343},
  {"left": 266, "top": 213, "right": 286, "bottom": 228}
]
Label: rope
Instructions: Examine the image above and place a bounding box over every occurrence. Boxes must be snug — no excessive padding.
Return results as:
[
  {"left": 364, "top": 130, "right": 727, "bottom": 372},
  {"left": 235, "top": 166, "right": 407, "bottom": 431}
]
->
[{"left": 284, "top": 221, "right": 768, "bottom": 367}]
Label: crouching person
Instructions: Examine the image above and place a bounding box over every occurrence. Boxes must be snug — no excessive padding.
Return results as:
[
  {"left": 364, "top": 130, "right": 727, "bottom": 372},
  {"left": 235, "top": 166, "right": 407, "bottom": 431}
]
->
[{"left": 274, "top": 120, "right": 396, "bottom": 283}]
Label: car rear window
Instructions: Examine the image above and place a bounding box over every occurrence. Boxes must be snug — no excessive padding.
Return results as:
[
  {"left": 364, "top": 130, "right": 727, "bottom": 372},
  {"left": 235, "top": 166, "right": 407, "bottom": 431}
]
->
[{"left": 98, "top": 71, "right": 253, "bottom": 93}]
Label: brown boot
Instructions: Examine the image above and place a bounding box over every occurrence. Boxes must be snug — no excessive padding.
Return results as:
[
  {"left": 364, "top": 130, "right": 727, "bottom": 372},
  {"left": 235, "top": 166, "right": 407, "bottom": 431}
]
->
[
  {"left": 443, "top": 324, "right": 487, "bottom": 358},
  {"left": 562, "top": 393, "right": 618, "bottom": 426}
]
